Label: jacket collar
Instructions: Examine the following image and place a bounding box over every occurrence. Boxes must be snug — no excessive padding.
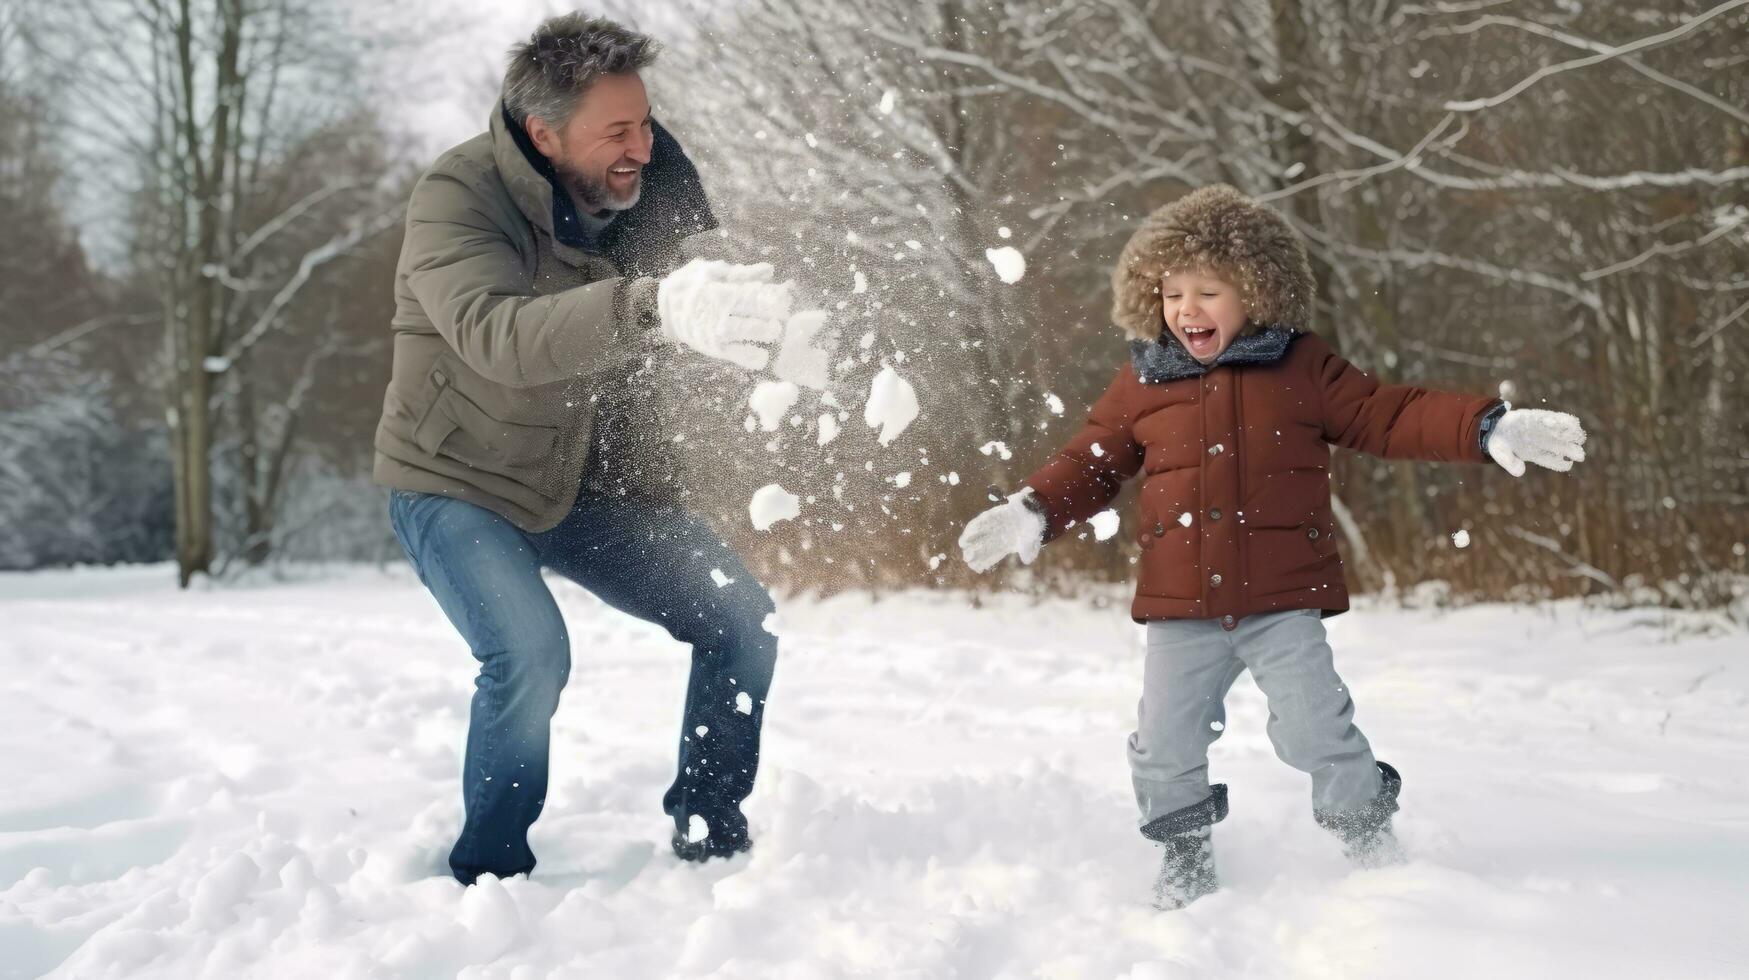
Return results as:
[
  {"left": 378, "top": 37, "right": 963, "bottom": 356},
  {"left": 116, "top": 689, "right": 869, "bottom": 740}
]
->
[
  {"left": 1129, "top": 326, "right": 1298, "bottom": 383},
  {"left": 489, "top": 100, "right": 718, "bottom": 274},
  {"left": 491, "top": 103, "right": 563, "bottom": 240}
]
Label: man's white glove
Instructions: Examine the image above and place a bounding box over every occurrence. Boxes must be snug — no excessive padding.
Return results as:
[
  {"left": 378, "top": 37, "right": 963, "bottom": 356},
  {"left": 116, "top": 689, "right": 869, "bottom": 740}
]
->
[
  {"left": 958, "top": 490, "right": 1047, "bottom": 573},
  {"left": 769, "top": 308, "right": 834, "bottom": 390},
  {"left": 657, "top": 259, "right": 791, "bottom": 370},
  {"left": 1487, "top": 408, "right": 1587, "bottom": 477}
]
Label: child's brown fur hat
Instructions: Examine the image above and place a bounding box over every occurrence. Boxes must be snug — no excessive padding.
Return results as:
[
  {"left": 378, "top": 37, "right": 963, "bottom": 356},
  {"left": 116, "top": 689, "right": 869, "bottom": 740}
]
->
[{"left": 1110, "top": 184, "right": 1316, "bottom": 340}]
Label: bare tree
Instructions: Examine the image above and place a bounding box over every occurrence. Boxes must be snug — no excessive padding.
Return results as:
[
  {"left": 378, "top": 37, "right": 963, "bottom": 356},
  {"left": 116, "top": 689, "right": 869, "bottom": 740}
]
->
[
  {"left": 0, "top": 25, "right": 172, "bottom": 569},
  {"left": 28, "top": 0, "right": 408, "bottom": 584}
]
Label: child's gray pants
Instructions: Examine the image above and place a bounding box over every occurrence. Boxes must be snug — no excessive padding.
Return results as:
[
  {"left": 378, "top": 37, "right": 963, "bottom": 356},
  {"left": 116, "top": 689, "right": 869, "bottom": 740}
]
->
[{"left": 1130, "top": 608, "right": 1383, "bottom": 826}]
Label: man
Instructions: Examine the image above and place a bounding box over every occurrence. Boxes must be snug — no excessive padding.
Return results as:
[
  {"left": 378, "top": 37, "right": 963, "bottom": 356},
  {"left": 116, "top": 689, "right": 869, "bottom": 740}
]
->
[{"left": 373, "top": 13, "right": 796, "bottom": 884}]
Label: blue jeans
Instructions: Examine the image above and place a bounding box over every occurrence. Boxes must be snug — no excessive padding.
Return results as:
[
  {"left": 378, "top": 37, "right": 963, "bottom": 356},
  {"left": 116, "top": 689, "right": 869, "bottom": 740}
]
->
[{"left": 388, "top": 489, "right": 778, "bottom": 883}]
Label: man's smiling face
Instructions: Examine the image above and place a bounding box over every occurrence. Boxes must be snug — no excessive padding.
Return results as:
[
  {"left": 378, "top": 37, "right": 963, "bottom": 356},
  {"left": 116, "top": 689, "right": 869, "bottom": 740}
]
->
[{"left": 526, "top": 71, "right": 654, "bottom": 214}]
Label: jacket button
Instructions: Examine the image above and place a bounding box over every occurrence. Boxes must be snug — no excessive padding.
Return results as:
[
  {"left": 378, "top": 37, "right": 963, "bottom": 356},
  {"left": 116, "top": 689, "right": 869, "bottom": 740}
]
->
[
  {"left": 1154, "top": 522, "right": 1166, "bottom": 537},
  {"left": 1221, "top": 614, "right": 1235, "bottom": 630},
  {"left": 1210, "top": 573, "right": 1223, "bottom": 588},
  {"left": 1209, "top": 508, "right": 1222, "bottom": 521},
  {"left": 1307, "top": 527, "right": 1321, "bottom": 540}
]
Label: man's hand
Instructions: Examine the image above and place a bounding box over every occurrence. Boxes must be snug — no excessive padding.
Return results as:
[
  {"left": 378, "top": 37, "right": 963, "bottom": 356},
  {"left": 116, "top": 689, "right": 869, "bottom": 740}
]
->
[
  {"left": 657, "top": 260, "right": 791, "bottom": 370},
  {"left": 1486, "top": 408, "right": 1587, "bottom": 477},
  {"left": 958, "top": 490, "right": 1047, "bottom": 573}
]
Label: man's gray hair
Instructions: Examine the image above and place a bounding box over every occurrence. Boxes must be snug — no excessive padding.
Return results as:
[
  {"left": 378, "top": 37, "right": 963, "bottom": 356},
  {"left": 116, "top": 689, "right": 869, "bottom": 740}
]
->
[{"left": 502, "top": 14, "right": 659, "bottom": 128}]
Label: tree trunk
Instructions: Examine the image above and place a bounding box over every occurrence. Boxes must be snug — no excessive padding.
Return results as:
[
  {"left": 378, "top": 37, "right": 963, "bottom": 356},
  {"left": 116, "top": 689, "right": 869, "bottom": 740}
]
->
[{"left": 171, "top": 342, "right": 212, "bottom": 586}]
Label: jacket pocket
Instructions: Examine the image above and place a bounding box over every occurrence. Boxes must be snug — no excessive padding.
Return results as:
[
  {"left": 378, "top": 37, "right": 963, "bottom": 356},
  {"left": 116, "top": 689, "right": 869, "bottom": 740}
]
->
[
  {"left": 1250, "top": 519, "right": 1339, "bottom": 579},
  {"left": 412, "top": 367, "right": 559, "bottom": 468},
  {"left": 1135, "top": 504, "right": 1199, "bottom": 599}
]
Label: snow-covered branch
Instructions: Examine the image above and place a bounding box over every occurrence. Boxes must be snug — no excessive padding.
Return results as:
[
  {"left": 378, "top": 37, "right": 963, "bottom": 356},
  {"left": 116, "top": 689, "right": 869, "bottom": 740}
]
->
[
  {"left": 1580, "top": 215, "right": 1743, "bottom": 282},
  {"left": 1504, "top": 526, "right": 1621, "bottom": 592},
  {"left": 1256, "top": 113, "right": 1466, "bottom": 203},
  {"left": 1292, "top": 218, "right": 1605, "bottom": 311},
  {"left": 1417, "top": 12, "right": 1749, "bottom": 127},
  {"left": 214, "top": 203, "right": 404, "bottom": 370},
  {"left": 226, "top": 178, "right": 368, "bottom": 272},
  {"left": 1442, "top": 0, "right": 1749, "bottom": 113}
]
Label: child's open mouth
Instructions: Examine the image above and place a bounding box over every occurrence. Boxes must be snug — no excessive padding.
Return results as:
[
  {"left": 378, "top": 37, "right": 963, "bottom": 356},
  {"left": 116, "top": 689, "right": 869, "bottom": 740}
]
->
[{"left": 1181, "top": 325, "right": 1219, "bottom": 358}]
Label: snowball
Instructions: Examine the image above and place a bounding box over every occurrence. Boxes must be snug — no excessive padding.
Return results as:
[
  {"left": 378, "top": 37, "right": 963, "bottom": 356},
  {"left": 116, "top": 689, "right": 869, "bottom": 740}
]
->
[
  {"left": 749, "top": 484, "right": 801, "bottom": 531},
  {"left": 1178, "top": 512, "right": 1193, "bottom": 527},
  {"left": 771, "top": 310, "right": 830, "bottom": 390},
  {"left": 817, "top": 413, "right": 840, "bottom": 446},
  {"left": 891, "top": 472, "right": 912, "bottom": 488},
  {"left": 852, "top": 271, "right": 868, "bottom": 294},
  {"left": 1452, "top": 529, "right": 1471, "bottom": 549},
  {"left": 864, "top": 365, "right": 919, "bottom": 447},
  {"left": 985, "top": 246, "right": 1026, "bottom": 284},
  {"left": 1089, "top": 510, "right": 1120, "bottom": 541},
  {"left": 749, "top": 381, "right": 799, "bottom": 433},
  {"left": 687, "top": 814, "right": 710, "bottom": 843},
  {"left": 1044, "top": 393, "right": 1064, "bottom": 415},
  {"left": 878, "top": 90, "right": 896, "bottom": 114},
  {"left": 997, "top": 226, "right": 1012, "bottom": 239},
  {"left": 978, "top": 441, "right": 1012, "bottom": 461},
  {"left": 710, "top": 569, "right": 735, "bottom": 588},
  {"left": 1091, "top": 442, "right": 1104, "bottom": 457},
  {"left": 735, "top": 692, "right": 753, "bottom": 715}
]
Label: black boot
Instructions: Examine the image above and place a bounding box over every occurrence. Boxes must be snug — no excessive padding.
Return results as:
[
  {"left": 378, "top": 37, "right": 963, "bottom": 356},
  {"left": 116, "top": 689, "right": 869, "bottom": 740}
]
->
[
  {"left": 1140, "top": 784, "right": 1228, "bottom": 910},
  {"left": 1315, "top": 761, "right": 1404, "bottom": 868},
  {"left": 670, "top": 806, "right": 753, "bottom": 863}
]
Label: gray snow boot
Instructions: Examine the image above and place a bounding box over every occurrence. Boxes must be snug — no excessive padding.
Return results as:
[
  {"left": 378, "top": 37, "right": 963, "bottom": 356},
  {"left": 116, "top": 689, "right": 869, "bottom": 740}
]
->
[
  {"left": 1315, "top": 761, "right": 1404, "bottom": 868},
  {"left": 1140, "top": 784, "right": 1228, "bottom": 910}
]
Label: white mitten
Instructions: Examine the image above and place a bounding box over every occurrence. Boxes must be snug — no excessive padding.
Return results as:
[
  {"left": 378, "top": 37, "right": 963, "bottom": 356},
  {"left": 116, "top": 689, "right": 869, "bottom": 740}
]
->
[
  {"left": 657, "top": 259, "right": 791, "bottom": 370},
  {"left": 958, "top": 490, "right": 1047, "bottom": 573},
  {"left": 1487, "top": 408, "right": 1587, "bottom": 477},
  {"left": 769, "top": 308, "right": 834, "bottom": 390}
]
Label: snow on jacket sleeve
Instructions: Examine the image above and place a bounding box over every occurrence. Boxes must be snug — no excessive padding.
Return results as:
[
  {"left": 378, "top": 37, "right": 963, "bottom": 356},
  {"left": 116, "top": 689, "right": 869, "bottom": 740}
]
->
[
  {"left": 1022, "top": 364, "right": 1144, "bottom": 542},
  {"left": 401, "top": 171, "right": 655, "bottom": 389},
  {"left": 1304, "top": 333, "right": 1498, "bottom": 463}
]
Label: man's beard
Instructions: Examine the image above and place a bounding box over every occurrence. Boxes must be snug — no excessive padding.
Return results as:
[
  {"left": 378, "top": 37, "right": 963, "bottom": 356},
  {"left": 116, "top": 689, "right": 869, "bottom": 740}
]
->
[{"left": 557, "top": 160, "right": 641, "bottom": 213}]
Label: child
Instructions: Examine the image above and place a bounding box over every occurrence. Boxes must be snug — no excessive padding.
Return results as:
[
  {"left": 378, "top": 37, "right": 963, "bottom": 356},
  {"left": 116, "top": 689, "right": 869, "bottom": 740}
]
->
[{"left": 958, "top": 185, "right": 1586, "bottom": 909}]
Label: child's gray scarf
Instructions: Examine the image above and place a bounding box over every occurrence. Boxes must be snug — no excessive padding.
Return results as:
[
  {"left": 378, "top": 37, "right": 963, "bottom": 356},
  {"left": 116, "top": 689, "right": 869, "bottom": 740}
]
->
[{"left": 1129, "top": 327, "right": 1298, "bottom": 384}]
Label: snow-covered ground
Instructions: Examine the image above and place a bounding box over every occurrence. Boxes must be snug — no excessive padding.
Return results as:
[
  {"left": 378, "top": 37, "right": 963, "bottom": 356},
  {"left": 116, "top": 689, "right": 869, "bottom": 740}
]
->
[{"left": 3, "top": 565, "right": 1746, "bottom": 979}]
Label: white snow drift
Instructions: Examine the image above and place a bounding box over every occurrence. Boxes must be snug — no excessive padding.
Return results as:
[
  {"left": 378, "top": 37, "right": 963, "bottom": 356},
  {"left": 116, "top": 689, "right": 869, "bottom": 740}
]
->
[{"left": 2, "top": 566, "right": 1745, "bottom": 979}]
